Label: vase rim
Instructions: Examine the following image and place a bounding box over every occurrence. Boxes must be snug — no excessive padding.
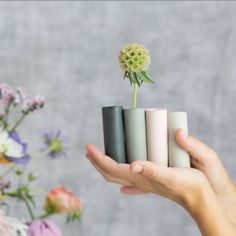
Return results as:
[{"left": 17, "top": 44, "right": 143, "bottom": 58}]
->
[{"left": 146, "top": 107, "right": 167, "bottom": 111}]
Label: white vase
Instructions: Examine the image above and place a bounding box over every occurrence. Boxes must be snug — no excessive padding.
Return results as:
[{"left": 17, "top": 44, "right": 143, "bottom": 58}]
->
[
  {"left": 146, "top": 108, "right": 168, "bottom": 166},
  {"left": 168, "top": 112, "right": 190, "bottom": 167}
]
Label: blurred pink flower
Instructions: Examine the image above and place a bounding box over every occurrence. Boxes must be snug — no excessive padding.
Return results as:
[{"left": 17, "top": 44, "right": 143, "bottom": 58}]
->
[
  {"left": 14, "top": 87, "right": 26, "bottom": 105},
  {"left": 23, "top": 95, "right": 45, "bottom": 113},
  {"left": 28, "top": 220, "right": 62, "bottom": 236},
  {"left": 45, "top": 187, "right": 83, "bottom": 218}
]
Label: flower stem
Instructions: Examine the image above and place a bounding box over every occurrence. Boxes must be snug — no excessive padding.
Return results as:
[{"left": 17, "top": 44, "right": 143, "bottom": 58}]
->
[
  {"left": 8, "top": 113, "right": 27, "bottom": 132},
  {"left": 36, "top": 212, "right": 52, "bottom": 220},
  {"left": 0, "top": 164, "right": 17, "bottom": 179},
  {"left": 132, "top": 83, "right": 138, "bottom": 109},
  {"left": 31, "top": 147, "right": 53, "bottom": 158},
  {"left": 22, "top": 195, "right": 35, "bottom": 221},
  {"left": 2, "top": 101, "right": 13, "bottom": 129}
]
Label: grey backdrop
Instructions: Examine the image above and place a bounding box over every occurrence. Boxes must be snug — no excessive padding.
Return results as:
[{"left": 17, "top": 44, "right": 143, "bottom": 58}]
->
[{"left": 1, "top": 1, "right": 236, "bottom": 236}]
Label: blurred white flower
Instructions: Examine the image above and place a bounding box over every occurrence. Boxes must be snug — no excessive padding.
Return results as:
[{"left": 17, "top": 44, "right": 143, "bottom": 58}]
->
[
  {"left": 0, "top": 132, "right": 24, "bottom": 158},
  {"left": 0, "top": 210, "right": 28, "bottom": 236},
  {"left": 6, "top": 216, "right": 28, "bottom": 236},
  {"left": 0, "top": 210, "right": 12, "bottom": 236}
]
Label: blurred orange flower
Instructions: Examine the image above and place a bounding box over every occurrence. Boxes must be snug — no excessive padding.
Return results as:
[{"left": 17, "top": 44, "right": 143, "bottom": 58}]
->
[
  {"left": 44, "top": 186, "right": 83, "bottom": 220},
  {"left": 0, "top": 153, "right": 11, "bottom": 165}
]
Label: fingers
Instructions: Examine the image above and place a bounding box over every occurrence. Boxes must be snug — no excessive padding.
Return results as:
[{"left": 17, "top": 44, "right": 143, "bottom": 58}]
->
[
  {"left": 175, "top": 128, "right": 222, "bottom": 168},
  {"left": 85, "top": 144, "right": 141, "bottom": 184},
  {"left": 120, "top": 186, "right": 146, "bottom": 195},
  {"left": 86, "top": 153, "right": 131, "bottom": 186}
]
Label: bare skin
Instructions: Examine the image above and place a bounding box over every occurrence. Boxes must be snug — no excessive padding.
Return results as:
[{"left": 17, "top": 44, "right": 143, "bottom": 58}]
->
[{"left": 85, "top": 129, "right": 236, "bottom": 236}]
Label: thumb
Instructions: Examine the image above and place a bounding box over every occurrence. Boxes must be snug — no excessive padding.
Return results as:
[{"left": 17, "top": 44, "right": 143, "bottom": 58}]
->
[
  {"left": 175, "top": 128, "right": 223, "bottom": 168},
  {"left": 130, "top": 161, "right": 173, "bottom": 185}
]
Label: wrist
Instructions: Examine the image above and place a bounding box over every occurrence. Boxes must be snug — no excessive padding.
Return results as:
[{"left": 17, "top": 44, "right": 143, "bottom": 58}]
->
[{"left": 186, "top": 185, "right": 235, "bottom": 236}]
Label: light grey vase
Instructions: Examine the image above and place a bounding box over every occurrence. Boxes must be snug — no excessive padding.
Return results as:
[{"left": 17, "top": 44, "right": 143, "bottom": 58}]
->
[
  {"left": 168, "top": 112, "right": 190, "bottom": 167},
  {"left": 123, "top": 108, "right": 147, "bottom": 163}
]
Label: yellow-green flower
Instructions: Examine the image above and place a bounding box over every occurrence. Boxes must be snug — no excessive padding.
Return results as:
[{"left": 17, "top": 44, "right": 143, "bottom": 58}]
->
[
  {"left": 119, "top": 43, "right": 154, "bottom": 109},
  {"left": 119, "top": 43, "right": 150, "bottom": 73}
]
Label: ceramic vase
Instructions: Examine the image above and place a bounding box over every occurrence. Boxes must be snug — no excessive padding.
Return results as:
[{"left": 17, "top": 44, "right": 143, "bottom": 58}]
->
[
  {"left": 146, "top": 108, "right": 168, "bottom": 166},
  {"left": 123, "top": 108, "right": 147, "bottom": 163},
  {"left": 102, "top": 106, "right": 126, "bottom": 163},
  {"left": 168, "top": 112, "right": 190, "bottom": 167}
]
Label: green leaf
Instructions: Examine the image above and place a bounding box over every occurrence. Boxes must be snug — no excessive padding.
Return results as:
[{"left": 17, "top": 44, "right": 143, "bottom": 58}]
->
[
  {"left": 28, "top": 172, "right": 38, "bottom": 182},
  {"left": 123, "top": 71, "right": 128, "bottom": 80},
  {"left": 133, "top": 73, "right": 141, "bottom": 87},
  {"left": 127, "top": 72, "right": 132, "bottom": 85},
  {"left": 129, "top": 72, "right": 136, "bottom": 84},
  {"left": 138, "top": 71, "right": 155, "bottom": 84}
]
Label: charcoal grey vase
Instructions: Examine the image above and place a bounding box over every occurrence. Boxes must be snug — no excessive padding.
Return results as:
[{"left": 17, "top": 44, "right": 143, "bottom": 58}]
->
[
  {"left": 102, "top": 106, "right": 126, "bottom": 163},
  {"left": 123, "top": 108, "right": 147, "bottom": 163}
]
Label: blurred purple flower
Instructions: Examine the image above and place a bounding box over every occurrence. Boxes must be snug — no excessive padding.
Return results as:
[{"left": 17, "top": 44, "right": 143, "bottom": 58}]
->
[
  {"left": 6, "top": 131, "right": 30, "bottom": 164},
  {"left": 28, "top": 220, "right": 62, "bottom": 236},
  {"left": 42, "top": 131, "right": 68, "bottom": 159}
]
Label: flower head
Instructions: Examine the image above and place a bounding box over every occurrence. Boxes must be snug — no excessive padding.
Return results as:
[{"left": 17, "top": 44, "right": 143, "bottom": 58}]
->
[
  {"left": 14, "top": 87, "right": 26, "bottom": 105},
  {"left": 23, "top": 95, "right": 45, "bottom": 114},
  {"left": 0, "top": 131, "right": 30, "bottom": 164},
  {"left": 0, "top": 83, "right": 15, "bottom": 107},
  {"left": 0, "top": 210, "right": 28, "bottom": 236},
  {"left": 42, "top": 131, "right": 68, "bottom": 159},
  {"left": 6, "top": 216, "right": 28, "bottom": 236},
  {"left": 7, "top": 131, "right": 30, "bottom": 164},
  {"left": 0, "top": 210, "right": 12, "bottom": 236},
  {"left": 119, "top": 43, "right": 154, "bottom": 109},
  {"left": 45, "top": 186, "right": 83, "bottom": 221},
  {"left": 119, "top": 43, "right": 150, "bottom": 73},
  {"left": 28, "top": 220, "right": 62, "bottom": 236},
  {"left": 0, "top": 132, "right": 24, "bottom": 164}
]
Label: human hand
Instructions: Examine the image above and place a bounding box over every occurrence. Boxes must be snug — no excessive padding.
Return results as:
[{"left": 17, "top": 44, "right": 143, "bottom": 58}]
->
[
  {"left": 86, "top": 141, "right": 211, "bottom": 208},
  {"left": 85, "top": 129, "right": 236, "bottom": 235}
]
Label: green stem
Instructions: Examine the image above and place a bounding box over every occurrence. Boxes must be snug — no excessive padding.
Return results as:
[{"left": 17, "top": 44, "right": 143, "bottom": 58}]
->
[
  {"left": 31, "top": 147, "right": 53, "bottom": 158},
  {"left": 132, "top": 83, "right": 138, "bottom": 109},
  {"left": 3, "top": 190, "right": 35, "bottom": 220},
  {"left": 8, "top": 113, "right": 27, "bottom": 132},
  {"left": 3, "top": 100, "right": 13, "bottom": 129},
  {"left": 36, "top": 212, "right": 52, "bottom": 220},
  {"left": 22, "top": 195, "right": 35, "bottom": 220},
  {"left": 0, "top": 164, "right": 17, "bottom": 179}
]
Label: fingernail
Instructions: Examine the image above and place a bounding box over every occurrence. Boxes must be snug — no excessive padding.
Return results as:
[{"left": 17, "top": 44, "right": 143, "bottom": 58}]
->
[{"left": 133, "top": 164, "right": 143, "bottom": 173}]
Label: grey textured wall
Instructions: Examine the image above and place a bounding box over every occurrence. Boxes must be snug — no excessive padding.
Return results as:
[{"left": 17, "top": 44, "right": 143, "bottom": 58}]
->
[{"left": 1, "top": 1, "right": 236, "bottom": 236}]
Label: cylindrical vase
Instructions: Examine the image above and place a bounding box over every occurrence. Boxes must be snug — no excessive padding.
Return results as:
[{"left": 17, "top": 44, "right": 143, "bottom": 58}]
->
[
  {"left": 146, "top": 108, "right": 168, "bottom": 166},
  {"left": 168, "top": 112, "right": 190, "bottom": 167},
  {"left": 123, "top": 108, "right": 147, "bottom": 163},
  {"left": 102, "top": 106, "right": 126, "bottom": 163}
]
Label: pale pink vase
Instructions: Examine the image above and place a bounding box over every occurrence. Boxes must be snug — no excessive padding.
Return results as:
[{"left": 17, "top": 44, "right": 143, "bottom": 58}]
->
[{"left": 145, "top": 108, "right": 168, "bottom": 166}]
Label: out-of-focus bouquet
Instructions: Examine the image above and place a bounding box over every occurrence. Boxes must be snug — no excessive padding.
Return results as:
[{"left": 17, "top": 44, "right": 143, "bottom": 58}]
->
[{"left": 0, "top": 83, "right": 82, "bottom": 236}]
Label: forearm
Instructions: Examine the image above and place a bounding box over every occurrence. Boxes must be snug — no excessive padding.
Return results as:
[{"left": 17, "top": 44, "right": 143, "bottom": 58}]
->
[
  {"left": 187, "top": 188, "right": 236, "bottom": 236},
  {"left": 217, "top": 180, "right": 236, "bottom": 228}
]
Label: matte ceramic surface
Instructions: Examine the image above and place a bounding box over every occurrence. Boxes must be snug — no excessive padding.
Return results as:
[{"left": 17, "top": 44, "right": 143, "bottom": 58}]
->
[
  {"left": 102, "top": 106, "right": 126, "bottom": 163},
  {"left": 168, "top": 112, "right": 190, "bottom": 167},
  {"left": 123, "top": 108, "right": 147, "bottom": 163},
  {"left": 146, "top": 108, "right": 168, "bottom": 166}
]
